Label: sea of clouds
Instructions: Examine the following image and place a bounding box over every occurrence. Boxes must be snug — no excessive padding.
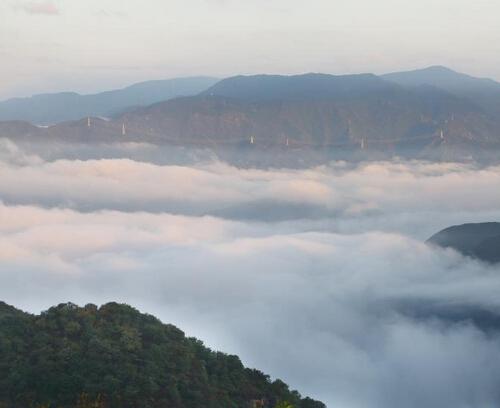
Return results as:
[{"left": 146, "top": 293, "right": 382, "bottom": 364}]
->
[{"left": 1, "top": 139, "right": 500, "bottom": 408}]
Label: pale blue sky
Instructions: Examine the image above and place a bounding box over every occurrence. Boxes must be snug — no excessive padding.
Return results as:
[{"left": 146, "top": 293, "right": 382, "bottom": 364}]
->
[{"left": 1, "top": 0, "right": 500, "bottom": 99}]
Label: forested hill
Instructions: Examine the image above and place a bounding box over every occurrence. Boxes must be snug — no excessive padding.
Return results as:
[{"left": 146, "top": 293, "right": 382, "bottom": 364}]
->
[{"left": 0, "top": 302, "right": 325, "bottom": 408}]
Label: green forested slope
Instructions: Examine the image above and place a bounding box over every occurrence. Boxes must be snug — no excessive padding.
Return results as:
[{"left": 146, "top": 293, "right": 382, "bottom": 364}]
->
[{"left": 0, "top": 302, "right": 325, "bottom": 408}]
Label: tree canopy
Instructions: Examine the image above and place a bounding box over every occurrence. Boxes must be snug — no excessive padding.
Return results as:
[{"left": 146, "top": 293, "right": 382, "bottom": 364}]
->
[{"left": 0, "top": 301, "right": 325, "bottom": 408}]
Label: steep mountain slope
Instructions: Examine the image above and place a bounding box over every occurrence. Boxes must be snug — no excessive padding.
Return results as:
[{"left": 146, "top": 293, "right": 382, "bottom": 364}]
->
[
  {"left": 0, "top": 302, "right": 325, "bottom": 408},
  {"left": 427, "top": 222, "right": 500, "bottom": 263},
  {"left": 0, "top": 77, "right": 218, "bottom": 125},
  {"left": 383, "top": 66, "right": 500, "bottom": 116}
]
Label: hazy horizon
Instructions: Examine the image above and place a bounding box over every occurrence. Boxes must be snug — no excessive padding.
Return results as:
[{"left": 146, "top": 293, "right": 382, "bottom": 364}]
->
[
  {"left": 0, "top": 64, "right": 498, "bottom": 102},
  {"left": 2, "top": 0, "right": 500, "bottom": 99}
]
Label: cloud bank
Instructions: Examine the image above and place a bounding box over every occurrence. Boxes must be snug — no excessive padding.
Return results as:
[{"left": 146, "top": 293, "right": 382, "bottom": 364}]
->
[
  {"left": 0, "top": 142, "right": 499, "bottom": 407},
  {"left": 0, "top": 142, "right": 499, "bottom": 237}
]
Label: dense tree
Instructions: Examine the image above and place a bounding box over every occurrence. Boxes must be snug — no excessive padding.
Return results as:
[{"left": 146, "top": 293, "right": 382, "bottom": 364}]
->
[{"left": 0, "top": 301, "right": 326, "bottom": 408}]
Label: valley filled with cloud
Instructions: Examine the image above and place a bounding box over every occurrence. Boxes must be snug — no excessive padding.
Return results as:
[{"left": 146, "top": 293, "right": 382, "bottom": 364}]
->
[{"left": 1, "top": 139, "right": 500, "bottom": 408}]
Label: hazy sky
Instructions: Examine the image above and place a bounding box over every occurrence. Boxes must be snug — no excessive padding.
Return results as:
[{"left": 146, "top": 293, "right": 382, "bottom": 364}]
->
[{"left": 1, "top": 0, "right": 500, "bottom": 99}]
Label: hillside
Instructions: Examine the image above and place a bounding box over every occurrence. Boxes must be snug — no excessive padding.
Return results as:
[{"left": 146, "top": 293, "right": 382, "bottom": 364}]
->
[
  {"left": 0, "top": 77, "right": 218, "bottom": 125},
  {"left": 0, "top": 302, "right": 325, "bottom": 408},
  {"left": 427, "top": 222, "right": 500, "bottom": 263}
]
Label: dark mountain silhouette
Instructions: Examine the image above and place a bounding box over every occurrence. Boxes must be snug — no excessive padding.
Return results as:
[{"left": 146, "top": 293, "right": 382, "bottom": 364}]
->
[
  {"left": 0, "top": 77, "right": 218, "bottom": 125},
  {"left": 394, "top": 222, "right": 500, "bottom": 330},
  {"left": 0, "top": 301, "right": 325, "bottom": 408},
  {"left": 383, "top": 66, "right": 500, "bottom": 116},
  {"left": 427, "top": 222, "right": 500, "bottom": 263}
]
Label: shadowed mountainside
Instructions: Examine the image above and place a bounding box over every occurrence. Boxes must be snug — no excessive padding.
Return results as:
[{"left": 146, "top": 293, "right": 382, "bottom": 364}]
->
[{"left": 427, "top": 222, "right": 500, "bottom": 263}]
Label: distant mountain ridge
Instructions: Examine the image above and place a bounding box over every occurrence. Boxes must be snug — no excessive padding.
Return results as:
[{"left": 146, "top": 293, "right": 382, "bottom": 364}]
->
[
  {"left": 112, "top": 72, "right": 500, "bottom": 159},
  {"left": 383, "top": 66, "right": 500, "bottom": 93},
  {"left": 202, "top": 73, "right": 398, "bottom": 100},
  {"left": 0, "top": 77, "right": 218, "bottom": 125},
  {"left": 1, "top": 67, "right": 500, "bottom": 164},
  {"left": 383, "top": 66, "right": 500, "bottom": 116}
]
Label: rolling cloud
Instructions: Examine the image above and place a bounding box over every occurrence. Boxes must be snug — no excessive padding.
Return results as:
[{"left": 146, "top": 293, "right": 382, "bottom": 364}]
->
[
  {"left": 0, "top": 140, "right": 499, "bottom": 236},
  {"left": 0, "top": 141, "right": 499, "bottom": 407}
]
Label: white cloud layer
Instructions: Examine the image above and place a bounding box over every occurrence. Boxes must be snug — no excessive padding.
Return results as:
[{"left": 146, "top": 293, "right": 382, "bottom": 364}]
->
[
  {"left": 1, "top": 142, "right": 500, "bottom": 237},
  {"left": 0, "top": 143, "right": 499, "bottom": 407}
]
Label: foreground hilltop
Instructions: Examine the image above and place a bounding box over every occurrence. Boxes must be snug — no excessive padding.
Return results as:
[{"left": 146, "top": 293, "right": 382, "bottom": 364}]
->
[{"left": 0, "top": 302, "right": 324, "bottom": 408}]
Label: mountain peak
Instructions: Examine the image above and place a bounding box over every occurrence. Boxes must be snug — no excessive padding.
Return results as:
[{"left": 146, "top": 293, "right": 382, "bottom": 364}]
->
[
  {"left": 413, "top": 65, "right": 458, "bottom": 73},
  {"left": 383, "top": 65, "right": 500, "bottom": 88},
  {"left": 382, "top": 66, "right": 500, "bottom": 116}
]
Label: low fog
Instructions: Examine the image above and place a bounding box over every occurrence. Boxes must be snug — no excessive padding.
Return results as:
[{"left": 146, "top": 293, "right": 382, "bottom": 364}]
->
[{"left": 1, "top": 138, "right": 500, "bottom": 408}]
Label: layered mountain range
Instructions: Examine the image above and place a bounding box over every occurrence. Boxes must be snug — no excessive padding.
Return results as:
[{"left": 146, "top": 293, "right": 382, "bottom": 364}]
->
[
  {"left": 0, "top": 77, "right": 218, "bottom": 125},
  {"left": 1, "top": 66, "right": 500, "bottom": 162}
]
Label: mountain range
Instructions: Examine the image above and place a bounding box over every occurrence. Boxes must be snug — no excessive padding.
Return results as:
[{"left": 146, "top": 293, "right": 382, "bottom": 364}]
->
[
  {"left": 0, "top": 77, "right": 218, "bottom": 125},
  {"left": 1, "top": 66, "right": 500, "bottom": 162}
]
